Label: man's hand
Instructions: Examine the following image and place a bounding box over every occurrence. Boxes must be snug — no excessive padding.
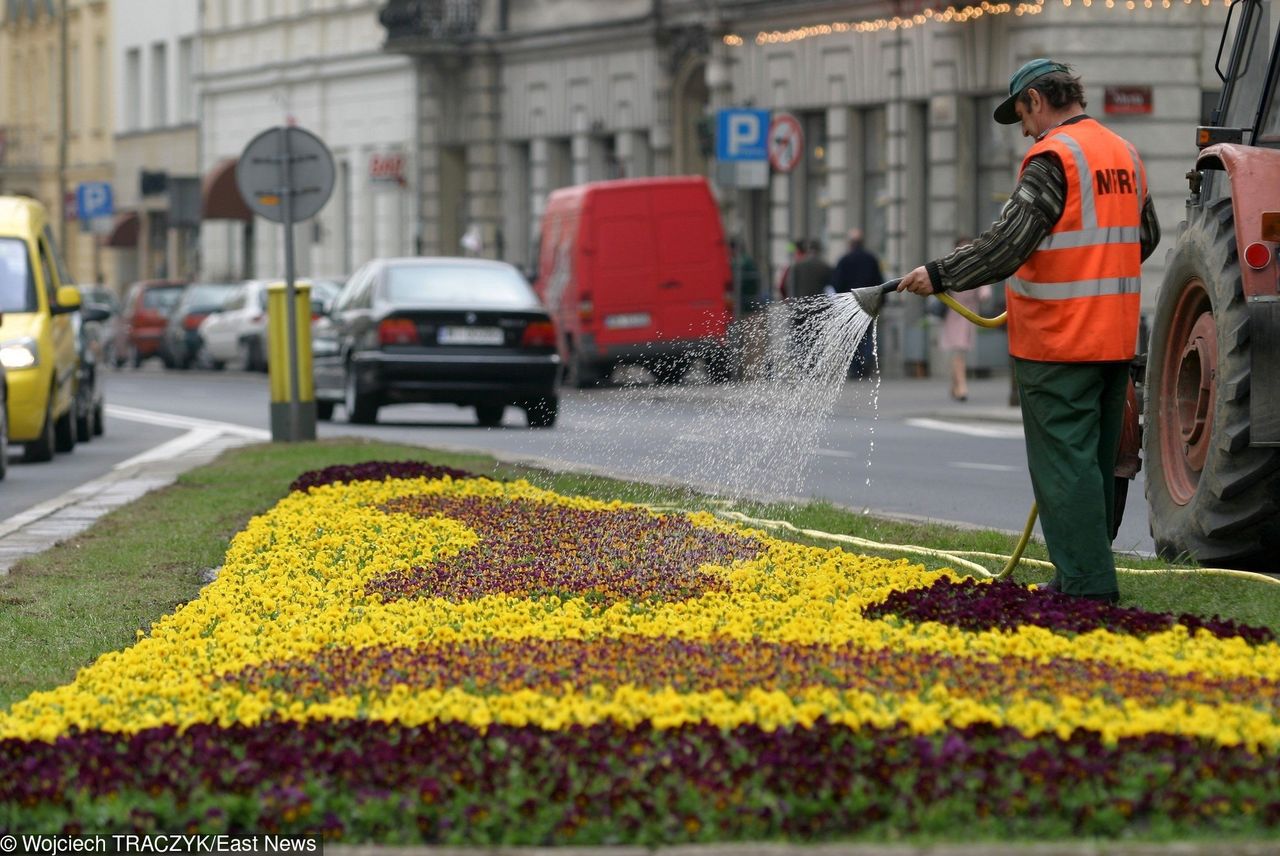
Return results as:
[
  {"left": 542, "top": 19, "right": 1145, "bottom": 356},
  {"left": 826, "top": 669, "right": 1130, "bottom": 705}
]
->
[{"left": 897, "top": 266, "right": 934, "bottom": 296}]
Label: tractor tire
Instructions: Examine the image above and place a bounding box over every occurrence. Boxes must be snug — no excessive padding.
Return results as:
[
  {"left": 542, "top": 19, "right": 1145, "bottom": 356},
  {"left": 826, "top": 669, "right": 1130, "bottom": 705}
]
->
[{"left": 1144, "top": 197, "right": 1280, "bottom": 569}]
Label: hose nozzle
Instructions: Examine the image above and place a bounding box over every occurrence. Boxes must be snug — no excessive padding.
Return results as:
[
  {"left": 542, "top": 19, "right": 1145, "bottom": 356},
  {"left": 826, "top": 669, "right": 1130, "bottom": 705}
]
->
[{"left": 850, "top": 279, "right": 901, "bottom": 317}]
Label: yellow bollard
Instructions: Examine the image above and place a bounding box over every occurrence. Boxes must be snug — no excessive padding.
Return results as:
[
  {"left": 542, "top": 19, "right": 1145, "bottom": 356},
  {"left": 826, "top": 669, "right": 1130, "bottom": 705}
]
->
[{"left": 266, "top": 280, "right": 317, "bottom": 441}]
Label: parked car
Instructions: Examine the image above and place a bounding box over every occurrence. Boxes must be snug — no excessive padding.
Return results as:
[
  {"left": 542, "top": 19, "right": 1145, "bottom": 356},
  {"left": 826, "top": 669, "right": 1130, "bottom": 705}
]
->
[
  {"left": 161, "top": 282, "right": 239, "bottom": 370},
  {"left": 0, "top": 196, "right": 83, "bottom": 461},
  {"left": 78, "top": 284, "right": 121, "bottom": 366},
  {"left": 116, "top": 279, "right": 186, "bottom": 368},
  {"left": 534, "top": 175, "right": 733, "bottom": 387},
  {"left": 312, "top": 258, "right": 560, "bottom": 428},
  {"left": 71, "top": 301, "right": 111, "bottom": 439},
  {"left": 199, "top": 278, "right": 334, "bottom": 371}
]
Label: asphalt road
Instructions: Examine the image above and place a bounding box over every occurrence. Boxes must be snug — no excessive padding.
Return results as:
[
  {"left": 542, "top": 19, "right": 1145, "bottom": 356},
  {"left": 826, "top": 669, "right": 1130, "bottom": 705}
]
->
[
  {"left": 82, "top": 363, "right": 1156, "bottom": 557},
  {"left": 0, "top": 396, "right": 183, "bottom": 523}
]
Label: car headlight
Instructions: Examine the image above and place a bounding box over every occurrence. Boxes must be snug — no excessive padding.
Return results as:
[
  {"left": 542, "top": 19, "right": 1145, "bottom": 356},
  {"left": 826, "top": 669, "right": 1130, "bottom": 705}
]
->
[{"left": 0, "top": 338, "right": 39, "bottom": 370}]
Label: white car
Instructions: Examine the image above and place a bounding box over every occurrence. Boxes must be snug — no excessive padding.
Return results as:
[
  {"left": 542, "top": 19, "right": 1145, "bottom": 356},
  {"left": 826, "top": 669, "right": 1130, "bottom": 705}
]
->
[
  {"left": 198, "top": 278, "right": 344, "bottom": 371},
  {"left": 197, "top": 280, "right": 272, "bottom": 371}
]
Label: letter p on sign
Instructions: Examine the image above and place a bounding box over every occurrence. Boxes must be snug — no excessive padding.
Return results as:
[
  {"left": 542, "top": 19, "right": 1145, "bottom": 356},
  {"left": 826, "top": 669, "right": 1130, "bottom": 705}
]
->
[{"left": 716, "top": 109, "right": 770, "bottom": 162}]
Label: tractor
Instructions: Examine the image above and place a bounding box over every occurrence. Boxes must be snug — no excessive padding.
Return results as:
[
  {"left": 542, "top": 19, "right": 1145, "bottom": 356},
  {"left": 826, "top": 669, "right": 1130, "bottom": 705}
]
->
[{"left": 1143, "top": 0, "right": 1280, "bottom": 569}]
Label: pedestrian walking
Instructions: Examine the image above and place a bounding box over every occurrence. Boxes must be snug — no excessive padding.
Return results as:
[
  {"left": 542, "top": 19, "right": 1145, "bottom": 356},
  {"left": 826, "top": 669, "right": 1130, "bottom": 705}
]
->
[
  {"left": 939, "top": 237, "right": 991, "bottom": 401},
  {"left": 832, "top": 228, "right": 884, "bottom": 377},
  {"left": 788, "top": 238, "right": 834, "bottom": 300},
  {"left": 895, "top": 58, "right": 1160, "bottom": 604}
]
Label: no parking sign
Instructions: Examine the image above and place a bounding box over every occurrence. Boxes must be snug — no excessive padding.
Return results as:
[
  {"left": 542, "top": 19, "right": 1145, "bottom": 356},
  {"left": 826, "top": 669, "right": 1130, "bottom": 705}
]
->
[{"left": 768, "top": 113, "right": 803, "bottom": 173}]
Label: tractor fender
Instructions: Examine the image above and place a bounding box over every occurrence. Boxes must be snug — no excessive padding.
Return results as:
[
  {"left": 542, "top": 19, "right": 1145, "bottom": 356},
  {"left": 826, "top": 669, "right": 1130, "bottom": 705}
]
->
[
  {"left": 1196, "top": 143, "right": 1280, "bottom": 300},
  {"left": 1196, "top": 144, "right": 1280, "bottom": 446}
]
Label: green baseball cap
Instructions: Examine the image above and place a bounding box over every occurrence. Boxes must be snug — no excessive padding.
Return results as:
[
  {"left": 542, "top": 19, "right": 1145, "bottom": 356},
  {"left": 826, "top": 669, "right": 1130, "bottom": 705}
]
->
[{"left": 994, "top": 58, "right": 1070, "bottom": 124}]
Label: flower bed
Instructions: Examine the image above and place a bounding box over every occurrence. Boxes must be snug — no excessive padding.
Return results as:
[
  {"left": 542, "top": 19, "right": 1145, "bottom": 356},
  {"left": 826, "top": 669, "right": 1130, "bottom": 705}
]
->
[{"left": 1, "top": 463, "right": 1278, "bottom": 841}]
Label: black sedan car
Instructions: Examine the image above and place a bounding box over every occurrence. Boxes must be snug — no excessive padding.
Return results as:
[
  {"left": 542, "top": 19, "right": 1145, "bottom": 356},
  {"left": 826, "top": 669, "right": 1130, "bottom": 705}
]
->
[
  {"left": 313, "top": 258, "right": 560, "bottom": 428},
  {"left": 161, "top": 282, "right": 239, "bottom": 370}
]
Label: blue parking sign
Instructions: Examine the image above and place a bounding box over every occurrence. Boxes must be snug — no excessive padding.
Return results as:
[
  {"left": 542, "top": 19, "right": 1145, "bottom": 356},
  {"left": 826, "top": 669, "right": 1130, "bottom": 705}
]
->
[
  {"left": 76, "top": 182, "right": 114, "bottom": 221},
  {"left": 716, "top": 109, "right": 770, "bottom": 162}
]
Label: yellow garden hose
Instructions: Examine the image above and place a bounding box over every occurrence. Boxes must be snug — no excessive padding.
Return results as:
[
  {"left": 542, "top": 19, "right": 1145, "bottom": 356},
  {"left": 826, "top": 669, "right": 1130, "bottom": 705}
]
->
[{"left": 657, "top": 504, "right": 1280, "bottom": 588}]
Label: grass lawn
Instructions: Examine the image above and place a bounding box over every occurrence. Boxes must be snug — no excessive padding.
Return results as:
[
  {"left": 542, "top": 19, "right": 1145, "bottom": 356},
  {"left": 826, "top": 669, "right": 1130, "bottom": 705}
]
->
[{"left": 0, "top": 436, "right": 1275, "bottom": 711}]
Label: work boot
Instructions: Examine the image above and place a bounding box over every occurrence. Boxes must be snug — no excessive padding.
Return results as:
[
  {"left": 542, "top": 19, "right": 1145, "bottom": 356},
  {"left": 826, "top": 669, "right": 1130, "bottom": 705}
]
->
[{"left": 1034, "top": 578, "right": 1060, "bottom": 593}]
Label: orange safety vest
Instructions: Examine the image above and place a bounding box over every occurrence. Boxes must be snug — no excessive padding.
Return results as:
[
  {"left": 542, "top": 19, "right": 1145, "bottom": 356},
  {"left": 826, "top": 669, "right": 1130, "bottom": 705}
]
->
[{"left": 1007, "top": 118, "right": 1146, "bottom": 362}]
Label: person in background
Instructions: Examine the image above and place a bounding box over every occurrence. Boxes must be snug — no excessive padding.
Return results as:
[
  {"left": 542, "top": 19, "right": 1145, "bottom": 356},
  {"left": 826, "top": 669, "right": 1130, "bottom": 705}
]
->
[
  {"left": 832, "top": 228, "right": 885, "bottom": 377},
  {"left": 939, "top": 236, "right": 991, "bottom": 401},
  {"left": 788, "top": 238, "right": 834, "bottom": 300},
  {"left": 777, "top": 238, "right": 806, "bottom": 300},
  {"left": 730, "top": 237, "right": 763, "bottom": 315},
  {"left": 895, "top": 58, "right": 1160, "bottom": 604}
]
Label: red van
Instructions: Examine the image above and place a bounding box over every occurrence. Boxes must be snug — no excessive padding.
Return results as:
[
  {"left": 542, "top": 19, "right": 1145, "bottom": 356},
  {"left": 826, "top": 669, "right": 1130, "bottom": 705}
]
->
[{"left": 535, "top": 176, "right": 733, "bottom": 386}]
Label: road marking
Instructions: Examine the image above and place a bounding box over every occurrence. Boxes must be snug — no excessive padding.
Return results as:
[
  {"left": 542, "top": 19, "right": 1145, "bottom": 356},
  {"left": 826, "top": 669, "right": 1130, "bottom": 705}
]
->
[
  {"left": 106, "top": 404, "right": 270, "bottom": 440},
  {"left": 111, "top": 427, "right": 225, "bottom": 471},
  {"left": 815, "top": 449, "right": 864, "bottom": 459},
  {"left": 906, "top": 417, "right": 1024, "bottom": 439},
  {"left": 950, "top": 461, "right": 1022, "bottom": 473}
]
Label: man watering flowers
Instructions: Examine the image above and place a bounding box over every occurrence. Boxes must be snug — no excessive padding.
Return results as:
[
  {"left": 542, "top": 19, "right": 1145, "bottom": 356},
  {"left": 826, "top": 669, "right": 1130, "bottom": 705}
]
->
[{"left": 896, "top": 59, "right": 1161, "bottom": 604}]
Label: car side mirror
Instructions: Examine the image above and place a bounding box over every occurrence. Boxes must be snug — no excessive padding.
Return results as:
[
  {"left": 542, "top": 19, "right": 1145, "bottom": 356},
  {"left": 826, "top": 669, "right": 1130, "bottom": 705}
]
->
[
  {"left": 80, "top": 302, "right": 111, "bottom": 323},
  {"left": 52, "top": 285, "right": 82, "bottom": 315}
]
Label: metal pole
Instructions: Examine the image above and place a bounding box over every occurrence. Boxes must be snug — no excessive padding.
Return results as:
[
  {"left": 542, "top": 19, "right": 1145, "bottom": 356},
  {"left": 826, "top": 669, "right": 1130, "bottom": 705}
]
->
[
  {"left": 279, "top": 127, "right": 302, "bottom": 441},
  {"left": 57, "top": 0, "right": 69, "bottom": 251}
]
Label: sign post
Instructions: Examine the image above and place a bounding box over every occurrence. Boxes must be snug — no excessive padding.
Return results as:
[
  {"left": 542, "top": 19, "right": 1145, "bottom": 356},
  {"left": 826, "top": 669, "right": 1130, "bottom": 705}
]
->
[
  {"left": 715, "top": 108, "right": 770, "bottom": 189},
  {"left": 235, "top": 125, "right": 335, "bottom": 443},
  {"left": 768, "top": 113, "right": 804, "bottom": 174}
]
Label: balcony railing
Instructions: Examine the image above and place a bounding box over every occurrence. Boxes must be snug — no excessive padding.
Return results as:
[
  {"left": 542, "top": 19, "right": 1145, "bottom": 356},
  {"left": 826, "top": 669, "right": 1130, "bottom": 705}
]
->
[{"left": 380, "top": 0, "right": 481, "bottom": 42}]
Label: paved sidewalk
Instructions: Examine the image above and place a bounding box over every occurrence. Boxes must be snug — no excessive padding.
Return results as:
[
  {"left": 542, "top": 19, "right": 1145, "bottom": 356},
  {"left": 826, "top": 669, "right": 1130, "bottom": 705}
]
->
[{"left": 0, "top": 431, "right": 262, "bottom": 576}]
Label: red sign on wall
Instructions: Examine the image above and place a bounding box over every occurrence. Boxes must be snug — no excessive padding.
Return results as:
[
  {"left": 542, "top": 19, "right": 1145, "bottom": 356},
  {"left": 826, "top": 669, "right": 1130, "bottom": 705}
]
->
[
  {"left": 369, "top": 152, "right": 407, "bottom": 187},
  {"left": 1104, "top": 86, "right": 1153, "bottom": 115}
]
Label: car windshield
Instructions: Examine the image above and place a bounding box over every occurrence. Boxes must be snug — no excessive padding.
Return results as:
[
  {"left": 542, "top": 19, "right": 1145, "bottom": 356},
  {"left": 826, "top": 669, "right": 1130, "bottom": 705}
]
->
[
  {"left": 143, "top": 286, "right": 185, "bottom": 313},
  {"left": 383, "top": 264, "right": 539, "bottom": 308},
  {"left": 0, "top": 237, "right": 38, "bottom": 313},
  {"left": 181, "top": 283, "right": 237, "bottom": 312}
]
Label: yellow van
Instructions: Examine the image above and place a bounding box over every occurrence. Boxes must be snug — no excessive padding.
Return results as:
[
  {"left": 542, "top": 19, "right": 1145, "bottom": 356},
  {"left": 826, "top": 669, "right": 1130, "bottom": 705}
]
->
[{"left": 0, "top": 196, "right": 83, "bottom": 461}]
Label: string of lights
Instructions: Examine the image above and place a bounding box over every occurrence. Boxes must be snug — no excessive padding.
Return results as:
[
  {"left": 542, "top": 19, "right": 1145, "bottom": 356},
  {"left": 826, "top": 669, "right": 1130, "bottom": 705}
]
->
[{"left": 722, "top": 0, "right": 1229, "bottom": 47}]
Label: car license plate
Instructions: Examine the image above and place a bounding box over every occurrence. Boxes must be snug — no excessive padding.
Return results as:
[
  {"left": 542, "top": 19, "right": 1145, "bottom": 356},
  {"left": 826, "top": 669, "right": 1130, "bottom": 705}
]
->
[{"left": 438, "top": 326, "right": 504, "bottom": 346}]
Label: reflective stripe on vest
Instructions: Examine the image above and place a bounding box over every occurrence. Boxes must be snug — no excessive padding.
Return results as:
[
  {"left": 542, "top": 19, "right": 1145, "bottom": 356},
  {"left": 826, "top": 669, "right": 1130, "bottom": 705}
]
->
[{"left": 1008, "top": 118, "right": 1145, "bottom": 363}]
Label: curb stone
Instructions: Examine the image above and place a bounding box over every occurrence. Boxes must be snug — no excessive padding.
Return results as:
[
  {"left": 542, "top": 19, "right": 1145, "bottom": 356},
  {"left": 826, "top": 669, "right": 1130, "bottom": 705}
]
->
[{"left": 0, "top": 433, "right": 261, "bottom": 576}]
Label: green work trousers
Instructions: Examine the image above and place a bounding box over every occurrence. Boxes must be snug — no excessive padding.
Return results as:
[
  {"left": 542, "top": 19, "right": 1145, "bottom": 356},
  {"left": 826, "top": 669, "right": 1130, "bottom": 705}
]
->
[{"left": 1013, "top": 358, "right": 1128, "bottom": 598}]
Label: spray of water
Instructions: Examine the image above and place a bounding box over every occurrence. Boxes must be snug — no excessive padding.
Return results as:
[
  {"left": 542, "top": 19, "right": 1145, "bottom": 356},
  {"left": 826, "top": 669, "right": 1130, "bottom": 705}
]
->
[{"left": 546, "top": 293, "right": 883, "bottom": 506}]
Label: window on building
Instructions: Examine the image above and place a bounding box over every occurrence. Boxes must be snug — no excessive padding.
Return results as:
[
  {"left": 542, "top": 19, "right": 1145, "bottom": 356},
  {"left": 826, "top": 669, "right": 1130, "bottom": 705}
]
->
[
  {"left": 48, "top": 46, "right": 57, "bottom": 131},
  {"left": 860, "top": 107, "right": 888, "bottom": 260},
  {"left": 974, "top": 94, "right": 1020, "bottom": 233},
  {"left": 178, "top": 38, "right": 195, "bottom": 123},
  {"left": 788, "top": 111, "right": 828, "bottom": 250},
  {"left": 94, "top": 39, "right": 107, "bottom": 134},
  {"left": 151, "top": 42, "right": 169, "bottom": 127},
  {"left": 125, "top": 47, "right": 142, "bottom": 131},
  {"left": 69, "top": 43, "right": 81, "bottom": 135}
]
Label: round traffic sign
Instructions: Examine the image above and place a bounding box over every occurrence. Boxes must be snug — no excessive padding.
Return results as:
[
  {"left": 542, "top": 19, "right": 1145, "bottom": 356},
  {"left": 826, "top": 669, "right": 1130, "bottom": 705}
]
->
[
  {"left": 768, "top": 113, "right": 804, "bottom": 173},
  {"left": 235, "top": 126, "right": 336, "bottom": 223}
]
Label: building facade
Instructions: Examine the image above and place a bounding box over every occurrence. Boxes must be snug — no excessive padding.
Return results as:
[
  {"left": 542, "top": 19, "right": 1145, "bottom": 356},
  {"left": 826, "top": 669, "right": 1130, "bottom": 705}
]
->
[
  {"left": 198, "top": 0, "right": 418, "bottom": 283},
  {"left": 381, "top": 0, "right": 1231, "bottom": 370},
  {"left": 0, "top": 0, "right": 114, "bottom": 285},
  {"left": 108, "top": 0, "right": 200, "bottom": 289}
]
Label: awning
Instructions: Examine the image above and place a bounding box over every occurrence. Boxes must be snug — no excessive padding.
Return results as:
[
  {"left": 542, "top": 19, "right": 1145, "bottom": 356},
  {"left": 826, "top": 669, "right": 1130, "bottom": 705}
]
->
[
  {"left": 202, "top": 157, "right": 252, "bottom": 221},
  {"left": 102, "top": 211, "right": 140, "bottom": 248}
]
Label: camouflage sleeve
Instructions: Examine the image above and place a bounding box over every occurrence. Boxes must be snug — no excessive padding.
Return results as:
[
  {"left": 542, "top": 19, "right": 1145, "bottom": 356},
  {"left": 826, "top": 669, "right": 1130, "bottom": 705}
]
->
[{"left": 925, "top": 154, "right": 1065, "bottom": 293}]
